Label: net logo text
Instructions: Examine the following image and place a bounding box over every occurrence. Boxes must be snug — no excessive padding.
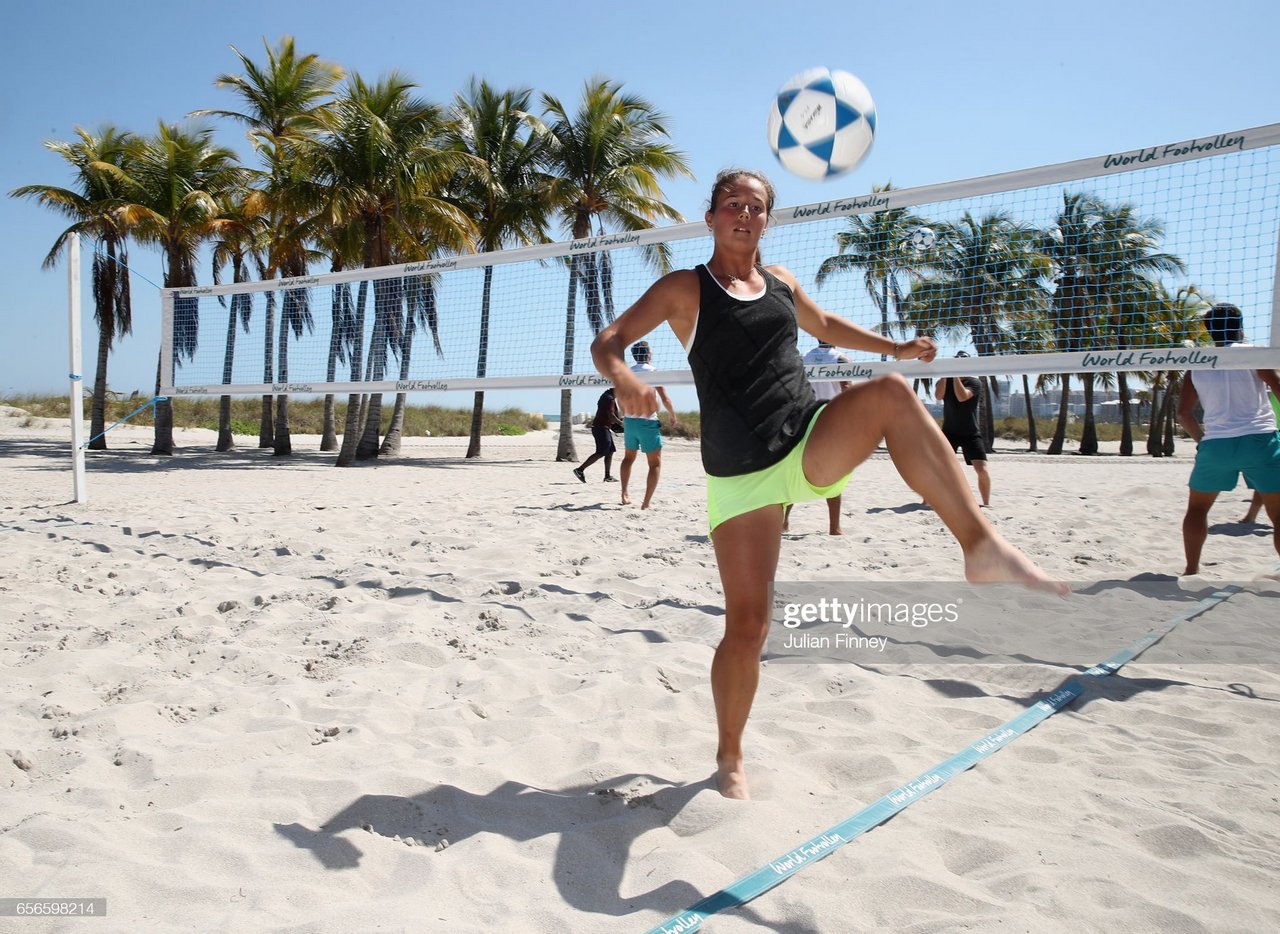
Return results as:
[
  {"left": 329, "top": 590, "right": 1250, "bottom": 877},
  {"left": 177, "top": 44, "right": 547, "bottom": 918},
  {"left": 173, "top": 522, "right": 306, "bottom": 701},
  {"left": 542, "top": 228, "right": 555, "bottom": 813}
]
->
[
  {"left": 790, "top": 193, "right": 889, "bottom": 219},
  {"left": 1104, "top": 133, "right": 1246, "bottom": 168}
]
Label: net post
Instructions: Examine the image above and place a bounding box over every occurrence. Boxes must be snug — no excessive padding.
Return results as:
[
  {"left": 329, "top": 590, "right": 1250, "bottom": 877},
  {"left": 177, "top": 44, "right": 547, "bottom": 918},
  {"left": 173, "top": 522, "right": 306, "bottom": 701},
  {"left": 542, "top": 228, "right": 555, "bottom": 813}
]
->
[
  {"left": 67, "top": 234, "right": 87, "bottom": 504},
  {"left": 160, "top": 288, "right": 175, "bottom": 393},
  {"left": 1271, "top": 222, "right": 1280, "bottom": 348}
]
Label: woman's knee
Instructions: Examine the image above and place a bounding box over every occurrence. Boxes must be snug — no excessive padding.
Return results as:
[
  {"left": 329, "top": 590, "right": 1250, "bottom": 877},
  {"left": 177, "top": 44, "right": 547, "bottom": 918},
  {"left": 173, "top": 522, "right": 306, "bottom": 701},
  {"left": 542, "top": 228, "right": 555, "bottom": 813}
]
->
[
  {"left": 720, "top": 616, "right": 771, "bottom": 653},
  {"left": 872, "top": 372, "right": 915, "bottom": 404}
]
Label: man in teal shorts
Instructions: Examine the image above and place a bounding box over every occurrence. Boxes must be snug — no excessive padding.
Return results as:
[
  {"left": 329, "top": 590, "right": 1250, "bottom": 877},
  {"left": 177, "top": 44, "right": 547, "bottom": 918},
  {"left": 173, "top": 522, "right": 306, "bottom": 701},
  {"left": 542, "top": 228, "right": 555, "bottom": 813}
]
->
[
  {"left": 1178, "top": 302, "right": 1280, "bottom": 574},
  {"left": 620, "top": 341, "right": 679, "bottom": 509},
  {"left": 1241, "top": 390, "right": 1280, "bottom": 523}
]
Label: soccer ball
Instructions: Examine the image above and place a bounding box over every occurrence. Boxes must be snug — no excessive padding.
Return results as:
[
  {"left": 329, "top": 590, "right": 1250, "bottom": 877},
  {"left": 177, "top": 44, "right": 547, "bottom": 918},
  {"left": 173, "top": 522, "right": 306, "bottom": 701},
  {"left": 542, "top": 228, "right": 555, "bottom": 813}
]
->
[
  {"left": 766, "top": 67, "right": 876, "bottom": 181},
  {"left": 907, "top": 226, "right": 936, "bottom": 252}
]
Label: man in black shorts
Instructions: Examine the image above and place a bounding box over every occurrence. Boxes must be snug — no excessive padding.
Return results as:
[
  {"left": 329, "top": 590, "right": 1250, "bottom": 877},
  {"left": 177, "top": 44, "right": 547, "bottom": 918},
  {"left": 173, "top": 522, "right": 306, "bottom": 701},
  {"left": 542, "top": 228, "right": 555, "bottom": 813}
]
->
[
  {"left": 573, "top": 387, "right": 621, "bottom": 482},
  {"left": 934, "top": 354, "right": 991, "bottom": 506}
]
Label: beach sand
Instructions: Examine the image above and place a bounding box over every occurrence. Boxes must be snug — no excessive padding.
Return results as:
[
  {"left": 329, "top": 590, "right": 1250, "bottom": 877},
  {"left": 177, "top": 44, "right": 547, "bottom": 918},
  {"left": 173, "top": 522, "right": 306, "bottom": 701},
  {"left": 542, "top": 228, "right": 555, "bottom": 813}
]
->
[{"left": 2, "top": 412, "right": 1279, "bottom": 933}]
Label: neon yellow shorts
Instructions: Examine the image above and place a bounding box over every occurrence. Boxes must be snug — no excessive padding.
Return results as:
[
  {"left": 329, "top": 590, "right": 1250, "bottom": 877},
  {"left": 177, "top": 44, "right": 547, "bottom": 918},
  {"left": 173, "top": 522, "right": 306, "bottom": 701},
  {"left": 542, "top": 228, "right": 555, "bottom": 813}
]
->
[{"left": 705, "top": 406, "right": 851, "bottom": 533}]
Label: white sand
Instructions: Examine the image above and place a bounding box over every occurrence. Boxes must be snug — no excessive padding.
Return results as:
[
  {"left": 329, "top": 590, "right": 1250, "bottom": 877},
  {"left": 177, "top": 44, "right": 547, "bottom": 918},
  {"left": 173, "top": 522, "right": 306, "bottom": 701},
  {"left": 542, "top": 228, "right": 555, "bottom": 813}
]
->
[{"left": 2, "top": 413, "right": 1278, "bottom": 933}]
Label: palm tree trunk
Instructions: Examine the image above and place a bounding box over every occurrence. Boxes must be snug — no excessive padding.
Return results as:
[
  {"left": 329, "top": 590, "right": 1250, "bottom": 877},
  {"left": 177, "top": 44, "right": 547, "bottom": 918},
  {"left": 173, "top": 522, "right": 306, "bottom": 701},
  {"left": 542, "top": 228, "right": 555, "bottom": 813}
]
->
[
  {"left": 150, "top": 351, "right": 174, "bottom": 456},
  {"left": 273, "top": 321, "right": 291, "bottom": 456},
  {"left": 467, "top": 391, "right": 486, "bottom": 458},
  {"left": 89, "top": 310, "right": 111, "bottom": 451},
  {"left": 981, "top": 376, "right": 996, "bottom": 452},
  {"left": 1162, "top": 373, "right": 1181, "bottom": 456},
  {"left": 380, "top": 327, "right": 416, "bottom": 456},
  {"left": 1146, "top": 382, "right": 1164, "bottom": 457},
  {"left": 260, "top": 292, "right": 275, "bottom": 448},
  {"left": 1079, "top": 373, "right": 1098, "bottom": 455},
  {"left": 321, "top": 395, "right": 339, "bottom": 451},
  {"left": 217, "top": 295, "right": 237, "bottom": 451},
  {"left": 1022, "top": 374, "right": 1037, "bottom": 452},
  {"left": 1046, "top": 374, "right": 1071, "bottom": 455},
  {"left": 381, "top": 393, "right": 406, "bottom": 455},
  {"left": 336, "top": 394, "right": 364, "bottom": 467},
  {"left": 880, "top": 277, "right": 890, "bottom": 360},
  {"left": 318, "top": 341, "right": 337, "bottom": 454},
  {"left": 273, "top": 395, "right": 291, "bottom": 455},
  {"left": 467, "top": 265, "right": 495, "bottom": 458},
  {"left": 356, "top": 297, "right": 392, "bottom": 460},
  {"left": 357, "top": 394, "right": 384, "bottom": 458},
  {"left": 1118, "top": 372, "right": 1133, "bottom": 456},
  {"left": 558, "top": 389, "right": 575, "bottom": 460},
  {"left": 335, "top": 282, "right": 370, "bottom": 467}
]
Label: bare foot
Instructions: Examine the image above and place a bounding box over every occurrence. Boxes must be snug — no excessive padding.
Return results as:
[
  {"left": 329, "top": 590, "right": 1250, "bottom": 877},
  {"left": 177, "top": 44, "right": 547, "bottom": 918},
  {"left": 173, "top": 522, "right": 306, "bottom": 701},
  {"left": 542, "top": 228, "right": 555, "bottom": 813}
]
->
[
  {"left": 964, "top": 532, "right": 1069, "bottom": 595},
  {"left": 829, "top": 527, "right": 843, "bottom": 536},
  {"left": 716, "top": 758, "right": 749, "bottom": 799},
  {"left": 641, "top": 500, "right": 653, "bottom": 510},
  {"left": 621, "top": 493, "right": 631, "bottom": 505},
  {"left": 1181, "top": 566, "right": 1199, "bottom": 576}
]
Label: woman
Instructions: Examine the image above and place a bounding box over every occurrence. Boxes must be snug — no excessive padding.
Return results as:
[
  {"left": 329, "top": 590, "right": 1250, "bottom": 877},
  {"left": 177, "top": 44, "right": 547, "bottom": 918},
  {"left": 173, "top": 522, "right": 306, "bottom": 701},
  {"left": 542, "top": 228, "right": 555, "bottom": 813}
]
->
[{"left": 591, "top": 168, "right": 1064, "bottom": 799}]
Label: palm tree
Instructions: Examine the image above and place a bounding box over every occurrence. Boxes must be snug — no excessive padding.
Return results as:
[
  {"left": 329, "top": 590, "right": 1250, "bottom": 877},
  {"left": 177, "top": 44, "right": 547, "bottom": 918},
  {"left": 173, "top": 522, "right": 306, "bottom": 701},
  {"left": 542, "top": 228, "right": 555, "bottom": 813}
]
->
[
  {"left": 11, "top": 127, "right": 137, "bottom": 450},
  {"left": 1145, "top": 284, "right": 1211, "bottom": 456},
  {"left": 1085, "top": 205, "right": 1186, "bottom": 454},
  {"left": 537, "top": 77, "right": 692, "bottom": 461},
  {"left": 311, "top": 215, "right": 363, "bottom": 450},
  {"left": 209, "top": 187, "right": 267, "bottom": 450},
  {"left": 999, "top": 314, "right": 1053, "bottom": 450},
  {"left": 118, "top": 122, "right": 251, "bottom": 455},
  {"left": 815, "top": 186, "right": 930, "bottom": 356},
  {"left": 306, "top": 72, "right": 475, "bottom": 465},
  {"left": 379, "top": 271, "right": 445, "bottom": 456},
  {"left": 905, "top": 212, "right": 1049, "bottom": 355},
  {"left": 193, "top": 36, "right": 342, "bottom": 454},
  {"left": 1036, "top": 193, "right": 1185, "bottom": 454},
  {"left": 903, "top": 212, "right": 1051, "bottom": 448},
  {"left": 446, "top": 79, "right": 555, "bottom": 458},
  {"left": 1038, "top": 193, "right": 1105, "bottom": 454}
]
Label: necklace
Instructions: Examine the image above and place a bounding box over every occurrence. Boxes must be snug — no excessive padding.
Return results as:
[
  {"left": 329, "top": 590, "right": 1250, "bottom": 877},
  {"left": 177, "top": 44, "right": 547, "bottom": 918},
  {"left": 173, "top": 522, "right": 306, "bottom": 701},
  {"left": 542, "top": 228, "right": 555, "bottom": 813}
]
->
[{"left": 711, "top": 265, "right": 747, "bottom": 286}]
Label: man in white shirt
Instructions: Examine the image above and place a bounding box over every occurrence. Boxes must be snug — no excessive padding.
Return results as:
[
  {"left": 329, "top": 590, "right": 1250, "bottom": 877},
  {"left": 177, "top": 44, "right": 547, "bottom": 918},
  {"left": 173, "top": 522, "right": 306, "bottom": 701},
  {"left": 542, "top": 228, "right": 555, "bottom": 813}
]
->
[
  {"left": 620, "top": 341, "right": 679, "bottom": 509},
  {"left": 783, "top": 341, "right": 852, "bottom": 534},
  {"left": 1177, "top": 302, "right": 1280, "bottom": 574}
]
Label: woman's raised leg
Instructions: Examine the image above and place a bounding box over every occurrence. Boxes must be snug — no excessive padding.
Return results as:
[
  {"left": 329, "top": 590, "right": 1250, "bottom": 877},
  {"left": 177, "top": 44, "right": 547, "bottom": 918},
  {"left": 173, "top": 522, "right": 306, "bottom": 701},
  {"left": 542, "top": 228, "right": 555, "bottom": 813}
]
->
[{"left": 803, "top": 375, "right": 1065, "bottom": 591}]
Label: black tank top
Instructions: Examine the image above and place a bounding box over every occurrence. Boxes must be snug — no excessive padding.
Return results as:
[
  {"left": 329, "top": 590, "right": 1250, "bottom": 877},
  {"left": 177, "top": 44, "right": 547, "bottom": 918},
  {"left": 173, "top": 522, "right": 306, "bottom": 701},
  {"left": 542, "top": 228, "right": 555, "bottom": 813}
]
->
[{"left": 688, "top": 264, "right": 821, "bottom": 476}]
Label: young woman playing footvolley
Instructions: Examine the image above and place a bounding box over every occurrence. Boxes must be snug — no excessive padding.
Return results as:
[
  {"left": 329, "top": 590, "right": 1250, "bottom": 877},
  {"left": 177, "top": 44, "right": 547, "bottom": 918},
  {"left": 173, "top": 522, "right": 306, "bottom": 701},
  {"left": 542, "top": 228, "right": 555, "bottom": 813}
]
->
[{"left": 591, "top": 169, "right": 1065, "bottom": 799}]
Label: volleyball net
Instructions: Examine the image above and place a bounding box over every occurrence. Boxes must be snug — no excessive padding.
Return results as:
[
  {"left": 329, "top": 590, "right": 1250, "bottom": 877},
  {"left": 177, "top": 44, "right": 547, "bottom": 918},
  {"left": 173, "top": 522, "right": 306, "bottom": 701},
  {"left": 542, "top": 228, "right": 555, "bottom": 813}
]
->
[{"left": 160, "top": 122, "right": 1280, "bottom": 398}]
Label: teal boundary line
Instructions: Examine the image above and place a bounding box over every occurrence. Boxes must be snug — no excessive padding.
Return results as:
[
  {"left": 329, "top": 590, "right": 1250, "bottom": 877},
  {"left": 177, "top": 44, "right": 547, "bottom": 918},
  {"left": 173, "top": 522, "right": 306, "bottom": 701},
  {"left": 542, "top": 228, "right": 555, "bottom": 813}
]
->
[
  {"left": 80, "top": 396, "right": 168, "bottom": 449},
  {"left": 645, "top": 586, "right": 1240, "bottom": 934}
]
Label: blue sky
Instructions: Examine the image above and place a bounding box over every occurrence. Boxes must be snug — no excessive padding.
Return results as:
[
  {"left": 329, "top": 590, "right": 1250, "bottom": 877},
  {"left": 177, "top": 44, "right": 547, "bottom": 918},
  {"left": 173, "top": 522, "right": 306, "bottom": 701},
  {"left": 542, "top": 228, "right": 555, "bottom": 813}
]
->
[{"left": 3, "top": 0, "right": 1278, "bottom": 415}]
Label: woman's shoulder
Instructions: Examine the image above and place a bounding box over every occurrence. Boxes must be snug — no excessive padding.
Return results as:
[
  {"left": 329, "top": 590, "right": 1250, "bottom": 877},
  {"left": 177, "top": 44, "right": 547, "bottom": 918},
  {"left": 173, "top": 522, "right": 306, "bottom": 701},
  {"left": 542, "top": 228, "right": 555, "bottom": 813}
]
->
[
  {"left": 652, "top": 267, "right": 703, "bottom": 295},
  {"left": 761, "top": 263, "right": 798, "bottom": 292}
]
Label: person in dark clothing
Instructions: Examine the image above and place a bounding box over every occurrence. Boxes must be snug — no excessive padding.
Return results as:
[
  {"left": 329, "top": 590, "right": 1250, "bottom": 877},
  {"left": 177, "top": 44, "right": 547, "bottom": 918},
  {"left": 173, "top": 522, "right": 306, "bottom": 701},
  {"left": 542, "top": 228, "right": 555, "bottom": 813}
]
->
[
  {"left": 573, "top": 387, "right": 621, "bottom": 483},
  {"left": 935, "top": 353, "right": 991, "bottom": 506},
  {"left": 589, "top": 168, "right": 1064, "bottom": 800}
]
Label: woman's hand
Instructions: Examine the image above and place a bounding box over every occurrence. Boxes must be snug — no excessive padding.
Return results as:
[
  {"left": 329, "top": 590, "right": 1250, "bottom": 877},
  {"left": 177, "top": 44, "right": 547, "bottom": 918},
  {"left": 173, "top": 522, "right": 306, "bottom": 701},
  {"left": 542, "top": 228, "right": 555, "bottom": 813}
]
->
[
  {"left": 613, "top": 373, "right": 659, "bottom": 419},
  {"left": 896, "top": 337, "right": 938, "bottom": 363}
]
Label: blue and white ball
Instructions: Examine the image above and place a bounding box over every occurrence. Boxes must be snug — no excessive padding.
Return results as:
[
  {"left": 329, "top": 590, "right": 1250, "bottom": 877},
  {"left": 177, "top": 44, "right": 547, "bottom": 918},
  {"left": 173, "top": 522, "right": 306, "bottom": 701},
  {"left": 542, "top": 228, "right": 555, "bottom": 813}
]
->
[
  {"left": 766, "top": 67, "right": 877, "bottom": 181},
  {"left": 907, "top": 226, "right": 936, "bottom": 252}
]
